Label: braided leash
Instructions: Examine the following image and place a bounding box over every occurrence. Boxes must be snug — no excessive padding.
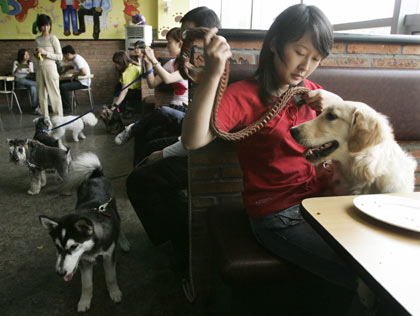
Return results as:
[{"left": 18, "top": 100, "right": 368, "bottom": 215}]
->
[{"left": 177, "top": 27, "right": 311, "bottom": 141}]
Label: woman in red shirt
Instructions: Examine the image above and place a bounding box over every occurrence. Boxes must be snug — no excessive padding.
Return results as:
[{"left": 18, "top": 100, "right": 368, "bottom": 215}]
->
[{"left": 182, "top": 4, "right": 375, "bottom": 314}]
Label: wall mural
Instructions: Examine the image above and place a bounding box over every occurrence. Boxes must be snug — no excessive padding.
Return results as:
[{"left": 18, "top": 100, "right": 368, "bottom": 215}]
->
[{"left": 0, "top": 0, "right": 152, "bottom": 39}]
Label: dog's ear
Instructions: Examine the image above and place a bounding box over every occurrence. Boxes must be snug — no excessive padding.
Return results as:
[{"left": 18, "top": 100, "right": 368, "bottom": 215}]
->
[
  {"left": 39, "top": 215, "right": 59, "bottom": 231},
  {"left": 33, "top": 117, "right": 39, "bottom": 124},
  {"left": 348, "top": 110, "right": 385, "bottom": 152},
  {"left": 74, "top": 218, "right": 94, "bottom": 236}
]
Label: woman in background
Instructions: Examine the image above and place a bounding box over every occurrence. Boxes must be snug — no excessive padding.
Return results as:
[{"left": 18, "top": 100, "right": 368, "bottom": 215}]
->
[
  {"left": 112, "top": 50, "right": 143, "bottom": 119},
  {"left": 34, "top": 14, "right": 63, "bottom": 118},
  {"left": 12, "top": 48, "right": 40, "bottom": 115}
]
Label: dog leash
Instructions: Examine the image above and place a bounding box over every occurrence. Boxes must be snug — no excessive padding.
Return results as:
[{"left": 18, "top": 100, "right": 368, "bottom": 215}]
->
[
  {"left": 39, "top": 68, "right": 155, "bottom": 133},
  {"left": 110, "top": 68, "right": 154, "bottom": 112}
]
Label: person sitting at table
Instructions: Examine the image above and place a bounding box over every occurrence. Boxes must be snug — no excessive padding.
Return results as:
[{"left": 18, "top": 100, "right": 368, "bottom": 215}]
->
[
  {"left": 59, "top": 45, "right": 91, "bottom": 114},
  {"left": 12, "top": 48, "right": 40, "bottom": 115}
]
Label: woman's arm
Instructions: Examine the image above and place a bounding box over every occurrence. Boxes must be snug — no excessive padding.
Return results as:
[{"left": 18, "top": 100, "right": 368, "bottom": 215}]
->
[
  {"left": 113, "top": 85, "right": 129, "bottom": 107},
  {"left": 144, "top": 47, "right": 183, "bottom": 85},
  {"left": 143, "top": 55, "right": 163, "bottom": 88},
  {"left": 41, "top": 36, "right": 63, "bottom": 61},
  {"left": 181, "top": 28, "right": 232, "bottom": 150},
  {"left": 29, "top": 62, "right": 34, "bottom": 73}
]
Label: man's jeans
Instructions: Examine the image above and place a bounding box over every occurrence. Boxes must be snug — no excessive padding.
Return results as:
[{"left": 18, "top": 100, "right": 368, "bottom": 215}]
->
[{"left": 59, "top": 80, "right": 87, "bottom": 111}]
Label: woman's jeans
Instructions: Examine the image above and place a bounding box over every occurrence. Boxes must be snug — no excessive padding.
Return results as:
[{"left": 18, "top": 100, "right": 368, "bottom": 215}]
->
[
  {"left": 15, "top": 77, "right": 39, "bottom": 109},
  {"left": 249, "top": 204, "right": 358, "bottom": 291}
]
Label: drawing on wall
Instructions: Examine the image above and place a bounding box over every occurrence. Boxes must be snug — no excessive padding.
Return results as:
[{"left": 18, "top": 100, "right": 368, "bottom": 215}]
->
[
  {"left": 123, "top": 0, "right": 140, "bottom": 26},
  {"left": 159, "top": 11, "right": 183, "bottom": 38},
  {"left": 78, "top": 0, "right": 111, "bottom": 40},
  {"left": 0, "top": 0, "right": 143, "bottom": 39}
]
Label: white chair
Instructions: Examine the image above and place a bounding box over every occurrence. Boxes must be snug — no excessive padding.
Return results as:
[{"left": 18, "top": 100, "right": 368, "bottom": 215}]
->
[
  {"left": 70, "top": 74, "right": 94, "bottom": 113},
  {"left": 0, "top": 76, "right": 22, "bottom": 114}
]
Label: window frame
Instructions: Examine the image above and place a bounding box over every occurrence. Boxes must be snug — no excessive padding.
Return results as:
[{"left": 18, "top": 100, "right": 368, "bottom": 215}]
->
[{"left": 191, "top": 0, "right": 420, "bottom": 35}]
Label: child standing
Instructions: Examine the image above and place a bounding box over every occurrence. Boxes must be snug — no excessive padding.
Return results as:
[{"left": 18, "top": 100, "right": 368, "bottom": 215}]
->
[
  {"left": 12, "top": 48, "right": 40, "bottom": 114},
  {"left": 35, "top": 14, "right": 63, "bottom": 118}
]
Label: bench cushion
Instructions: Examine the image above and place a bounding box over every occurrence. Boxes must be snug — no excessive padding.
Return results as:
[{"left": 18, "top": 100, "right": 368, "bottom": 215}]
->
[{"left": 207, "top": 203, "right": 315, "bottom": 287}]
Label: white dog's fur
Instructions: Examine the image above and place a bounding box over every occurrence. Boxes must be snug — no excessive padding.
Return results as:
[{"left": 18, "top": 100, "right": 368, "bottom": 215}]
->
[
  {"left": 51, "top": 113, "right": 98, "bottom": 142},
  {"left": 291, "top": 101, "right": 417, "bottom": 194}
]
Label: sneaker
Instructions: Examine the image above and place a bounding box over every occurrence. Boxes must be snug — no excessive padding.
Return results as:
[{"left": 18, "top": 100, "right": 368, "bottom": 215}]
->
[
  {"left": 114, "top": 123, "right": 135, "bottom": 145},
  {"left": 32, "top": 107, "right": 42, "bottom": 115}
]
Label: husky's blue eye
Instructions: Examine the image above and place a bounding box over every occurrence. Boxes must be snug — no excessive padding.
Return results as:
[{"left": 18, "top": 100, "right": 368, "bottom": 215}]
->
[{"left": 326, "top": 112, "right": 338, "bottom": 121}]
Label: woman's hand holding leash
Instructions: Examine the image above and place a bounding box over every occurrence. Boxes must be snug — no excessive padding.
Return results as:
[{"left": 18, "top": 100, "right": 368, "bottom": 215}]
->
[{"left": 203, "top": 28, "right": 232, "bottom": 79}]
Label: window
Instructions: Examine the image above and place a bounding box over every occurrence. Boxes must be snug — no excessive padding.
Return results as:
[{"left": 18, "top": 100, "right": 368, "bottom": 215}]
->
[{"left": 190, "top": 0, "right": 420, "bottom": 35}]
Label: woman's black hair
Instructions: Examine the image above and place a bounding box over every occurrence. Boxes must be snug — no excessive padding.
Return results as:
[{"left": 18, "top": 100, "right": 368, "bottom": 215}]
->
[
  {"left": 112, "top": 50, "right": 134, "bottom": 76},
  {"left": 180, "top": 6, "right": 221, "bottom": 28},
  {"left": 166, "top": 27, "right": 182, "bottom": 42},
  {"left": 17, "top": 49, "right": 28, "bottom": 64},
  {"left": 256, "top": 4, "right": 333, "bottom": 105},
  {"left": 36, "top": 14, "right": 52, "bottom": 32},
  {"left": 134, "top": 40, "right": 145, "bottom": 49},
  {"left": 62, "top": 45, "right": 76, "bottom": 55}
]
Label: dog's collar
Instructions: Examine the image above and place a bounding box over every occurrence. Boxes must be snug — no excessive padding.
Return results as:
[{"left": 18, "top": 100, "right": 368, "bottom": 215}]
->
[
  {"left": 92, "top": 198, "right": 112, "bottom": 217},
  {"left": 37, "top": 129, "right": 49, "bottom": 134}
]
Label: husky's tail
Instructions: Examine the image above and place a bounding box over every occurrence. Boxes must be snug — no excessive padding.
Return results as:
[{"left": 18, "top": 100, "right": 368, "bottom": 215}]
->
[
  {"left": 60, "top": 152, "right": 102, "bottom": 193},
  {"left": 82, "top": 112, "right": 98, "bottom": 127}
]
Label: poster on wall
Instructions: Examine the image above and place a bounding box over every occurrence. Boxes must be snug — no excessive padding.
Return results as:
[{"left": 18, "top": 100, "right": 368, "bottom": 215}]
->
[{"left": 0, "top": 0, "right": 153, "bottom": 40}]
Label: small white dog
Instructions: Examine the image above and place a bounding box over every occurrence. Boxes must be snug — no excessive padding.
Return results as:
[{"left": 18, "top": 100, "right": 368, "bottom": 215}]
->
[
  {"left": 290, "top": 101, "right": 417, "bottom": 194},
  {"left": 51, "top": 113, "right": 98, "bottom": 142}
]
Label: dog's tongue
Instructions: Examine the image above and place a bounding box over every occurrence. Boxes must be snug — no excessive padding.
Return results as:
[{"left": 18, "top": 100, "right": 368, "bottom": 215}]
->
[{"left": 64, "top": 272, "right": 74, "bottom": 282}]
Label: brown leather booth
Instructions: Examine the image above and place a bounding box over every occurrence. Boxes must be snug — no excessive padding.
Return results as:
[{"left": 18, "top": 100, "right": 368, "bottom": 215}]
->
[{"left": 205, "top": 65, "right": 420, "bottom": 288}]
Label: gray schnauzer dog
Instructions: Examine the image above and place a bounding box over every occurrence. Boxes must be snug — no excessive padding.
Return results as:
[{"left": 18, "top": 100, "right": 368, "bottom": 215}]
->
[
  {"left": 7, "top": 139, "right": 71, "bottom": 195},
  {"left": 33, "top": 117, "right": 67, "bottom": 150}
]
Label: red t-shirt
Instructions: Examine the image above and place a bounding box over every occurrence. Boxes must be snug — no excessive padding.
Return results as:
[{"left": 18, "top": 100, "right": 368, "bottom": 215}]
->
[{"left": 216, "top": 79, "right": 323, "bottom": 219}]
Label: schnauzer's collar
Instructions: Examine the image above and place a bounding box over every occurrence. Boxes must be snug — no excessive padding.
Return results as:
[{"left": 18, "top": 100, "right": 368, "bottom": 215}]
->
[
  {"left": 37, "top": 129, "right": 49, "bottom": 134},
  {"left": 92, "top": 198, "right": 113, "bottom": 217}
]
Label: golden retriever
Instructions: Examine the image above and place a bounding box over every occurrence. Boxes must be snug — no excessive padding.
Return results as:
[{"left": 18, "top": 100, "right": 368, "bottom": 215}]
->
[{"left": 290, "top": 101, "right": 417, "bottom": 194}]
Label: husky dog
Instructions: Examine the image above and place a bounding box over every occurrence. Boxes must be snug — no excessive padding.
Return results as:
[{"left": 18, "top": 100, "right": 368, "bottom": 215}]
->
[
  {"left": 7, "top": 139, "right": 71, "bottom": 195},
  {"left": 39, "top": 152, "right": 130, "bottom": 312},
  {"left": 51, "top": 112, "right": 98, "bottom": 142},
  {"left": 33, "top": 117, "right": 67, "bottom": 150},
  {"left": 100, "top": 105, "right": 124, "bottom": 135}
]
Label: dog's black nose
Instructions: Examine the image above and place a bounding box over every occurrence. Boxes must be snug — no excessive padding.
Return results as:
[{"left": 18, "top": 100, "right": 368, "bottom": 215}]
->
[
  {"left": 290, "top": 127, "right": 299, "bottom": 140},
  {"left": 56, "top": 269, "right": 66, "bottom": 277}
]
